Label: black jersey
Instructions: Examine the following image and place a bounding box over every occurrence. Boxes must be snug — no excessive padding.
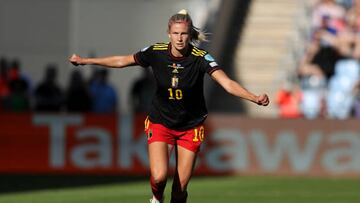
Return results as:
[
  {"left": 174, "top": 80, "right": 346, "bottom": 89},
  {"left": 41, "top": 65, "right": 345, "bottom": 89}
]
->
[{"left": 134, "top": 42, "right": 220, "bottom": 130}]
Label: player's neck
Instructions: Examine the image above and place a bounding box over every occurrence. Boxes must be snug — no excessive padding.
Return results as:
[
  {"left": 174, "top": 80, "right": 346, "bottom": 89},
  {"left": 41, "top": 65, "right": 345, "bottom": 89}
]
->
[{"left": 170, "top": 45, "right": 189, "bottom": 58}]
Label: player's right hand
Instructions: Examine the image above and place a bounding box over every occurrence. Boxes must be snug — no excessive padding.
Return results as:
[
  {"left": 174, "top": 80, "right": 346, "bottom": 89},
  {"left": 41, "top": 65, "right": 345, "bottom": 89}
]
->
[
  {"left": 69, "top": 54, "right": 83, "bottom": 66},
  {"left": 256, "top": 94, "right": 270, "bottom": 106}
]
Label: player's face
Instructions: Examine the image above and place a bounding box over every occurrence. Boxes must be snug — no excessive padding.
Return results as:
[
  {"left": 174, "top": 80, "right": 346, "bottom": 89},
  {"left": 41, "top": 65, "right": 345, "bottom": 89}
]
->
[{"left": 168, "top": 22, "right": 190, "bottom": 53}]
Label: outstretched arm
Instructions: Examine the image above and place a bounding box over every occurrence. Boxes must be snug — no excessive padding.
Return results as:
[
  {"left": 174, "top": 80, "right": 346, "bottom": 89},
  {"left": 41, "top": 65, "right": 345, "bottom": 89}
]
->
[
  {"left": 211, "top": 69, "right": 269, "bottom": 106},
  {"left": 69, "top": 54, "right": 136, "bottom": 68}
]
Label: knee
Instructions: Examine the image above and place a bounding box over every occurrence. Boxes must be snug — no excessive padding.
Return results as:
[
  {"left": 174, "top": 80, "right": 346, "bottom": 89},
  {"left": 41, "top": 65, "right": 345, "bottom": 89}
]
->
[{"left": 151, "top": 172, "right": 167, "bottom": 185}]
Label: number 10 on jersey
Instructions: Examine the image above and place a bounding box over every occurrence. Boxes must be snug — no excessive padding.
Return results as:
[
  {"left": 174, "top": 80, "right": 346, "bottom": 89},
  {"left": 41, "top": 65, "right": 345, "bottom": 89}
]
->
[{"left": 168, "top": 88, "right": 183, "bottom": 100}]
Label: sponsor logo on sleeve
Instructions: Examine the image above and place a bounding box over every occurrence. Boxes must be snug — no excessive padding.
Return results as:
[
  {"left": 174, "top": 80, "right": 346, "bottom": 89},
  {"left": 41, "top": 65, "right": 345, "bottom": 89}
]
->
[
  {"left": 210, "top": 62, "right": 218, "bottom": 67},
  {"left": 204, "top": 54, "right": 215, "bottom": 62}
]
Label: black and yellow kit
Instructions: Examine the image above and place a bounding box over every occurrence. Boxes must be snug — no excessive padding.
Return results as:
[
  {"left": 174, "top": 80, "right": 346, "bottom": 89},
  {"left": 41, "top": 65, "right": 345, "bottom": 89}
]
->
[{"left": 134, "top": 42, "right": 220, "bottom": 130}]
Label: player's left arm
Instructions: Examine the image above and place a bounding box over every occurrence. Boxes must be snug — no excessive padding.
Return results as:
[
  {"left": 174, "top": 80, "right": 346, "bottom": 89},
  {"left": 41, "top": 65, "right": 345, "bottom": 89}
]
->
[{"left": 210, "top": 69, "right": 269, "bottom": 106}]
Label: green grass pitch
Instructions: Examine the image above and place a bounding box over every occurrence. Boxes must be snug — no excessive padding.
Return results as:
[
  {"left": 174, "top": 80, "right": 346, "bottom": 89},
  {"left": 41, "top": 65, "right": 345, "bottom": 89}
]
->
[{"left": 0, "top": 176, "right": 359, "bottom": 203}]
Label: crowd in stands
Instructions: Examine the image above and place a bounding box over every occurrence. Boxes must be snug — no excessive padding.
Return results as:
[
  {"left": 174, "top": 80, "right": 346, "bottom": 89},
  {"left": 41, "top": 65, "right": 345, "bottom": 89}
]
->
[
  {"left": 0, "top": 56, "right": 156, "bottom": 114},
  {"left": 0, "top": 57, "right": 122, "bottom": 113},
  {"left": 277, "top": 0, "right": 360, "bottom": 119}
]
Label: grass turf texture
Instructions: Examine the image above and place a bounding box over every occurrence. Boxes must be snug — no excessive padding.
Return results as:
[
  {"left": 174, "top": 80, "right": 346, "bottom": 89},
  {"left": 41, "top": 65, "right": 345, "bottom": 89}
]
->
[{"left": 0, "top": 176, "right": 359, "bottom": 203}]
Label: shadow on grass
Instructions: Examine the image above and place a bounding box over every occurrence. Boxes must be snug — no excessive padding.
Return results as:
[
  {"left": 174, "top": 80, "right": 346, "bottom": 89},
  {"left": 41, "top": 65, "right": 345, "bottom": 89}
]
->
[{"left": 0, "top": 175, "right": 148, "bottom": 194}]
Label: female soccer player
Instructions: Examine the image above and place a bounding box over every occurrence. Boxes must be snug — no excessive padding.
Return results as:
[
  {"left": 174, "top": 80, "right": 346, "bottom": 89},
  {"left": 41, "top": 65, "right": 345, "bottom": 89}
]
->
[{"left": 69, "top": 9, "right": 269, "bottom": 203}]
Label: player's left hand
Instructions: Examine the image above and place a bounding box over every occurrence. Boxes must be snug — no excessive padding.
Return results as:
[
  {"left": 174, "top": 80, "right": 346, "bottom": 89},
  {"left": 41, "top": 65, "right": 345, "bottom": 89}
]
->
[
  {"left": 69, "top": 54, "right": 83, "bottom": 66},
  {"left": 256, "top": 94, "right": 269, "bottom": 106}
]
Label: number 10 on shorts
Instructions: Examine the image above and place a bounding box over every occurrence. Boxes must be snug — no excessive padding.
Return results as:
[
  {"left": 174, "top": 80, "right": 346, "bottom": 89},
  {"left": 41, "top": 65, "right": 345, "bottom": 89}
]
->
[{"left": 193, "top": 126, "right": 205, "bottom": 142}]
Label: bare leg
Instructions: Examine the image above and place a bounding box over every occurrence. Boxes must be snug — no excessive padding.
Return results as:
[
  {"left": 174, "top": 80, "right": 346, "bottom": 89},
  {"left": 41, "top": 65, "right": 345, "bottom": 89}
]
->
[
  {"left": 148, "top": 142, "right": 172, "bottom": 201},
  {"left": 170, "top": 145, "right": 198, "bottom": 203}
]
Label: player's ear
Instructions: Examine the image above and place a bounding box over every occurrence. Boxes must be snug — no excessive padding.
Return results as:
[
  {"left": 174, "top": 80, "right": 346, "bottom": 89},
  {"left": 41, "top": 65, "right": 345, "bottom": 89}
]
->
[{"left": 167, "top": 28, "right": 171, "bottom": 38}]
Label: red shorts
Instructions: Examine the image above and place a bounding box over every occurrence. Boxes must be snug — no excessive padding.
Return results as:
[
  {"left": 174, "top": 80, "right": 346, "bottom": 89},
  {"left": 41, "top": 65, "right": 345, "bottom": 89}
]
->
[{"left": 144, "top": 117, "right": 205, "bottom": 153}]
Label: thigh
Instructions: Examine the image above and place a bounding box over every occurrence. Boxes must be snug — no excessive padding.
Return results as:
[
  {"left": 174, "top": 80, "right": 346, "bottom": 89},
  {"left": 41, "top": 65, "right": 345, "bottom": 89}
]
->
[
  {"left": 173, "top": 145, "right": 198, "bottom": 190},
  {"left": 148, "top": 142, "right": 172, "bottom": 178}
]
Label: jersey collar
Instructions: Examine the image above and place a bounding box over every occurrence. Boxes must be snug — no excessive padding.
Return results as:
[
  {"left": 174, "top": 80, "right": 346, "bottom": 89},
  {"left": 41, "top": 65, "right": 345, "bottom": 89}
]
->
[{"left": 168, "top": 43, "right": 192, "bottom": 61}]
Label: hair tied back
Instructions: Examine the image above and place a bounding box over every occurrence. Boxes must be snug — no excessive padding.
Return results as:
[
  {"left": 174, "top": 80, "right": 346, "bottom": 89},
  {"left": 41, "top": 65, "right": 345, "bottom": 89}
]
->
[{"left": 178, "top": 9, "right": 188, "bottom": 15}]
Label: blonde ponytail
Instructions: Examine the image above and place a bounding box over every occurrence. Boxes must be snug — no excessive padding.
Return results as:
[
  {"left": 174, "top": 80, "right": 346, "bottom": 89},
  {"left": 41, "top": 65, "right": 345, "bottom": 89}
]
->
[{"left": 191, "top": 26, "right": 208, "bottom": 45}]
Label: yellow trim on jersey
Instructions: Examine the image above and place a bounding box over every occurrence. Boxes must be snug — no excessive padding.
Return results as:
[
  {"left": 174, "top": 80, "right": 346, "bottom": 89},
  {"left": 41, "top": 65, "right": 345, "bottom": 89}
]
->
[
  {"left": 191, "top": 47, "right": 207, "bottom": 57},
  {"left": 192, "top": 48, "right": 204, "bottom": 52},
  {"left": 191, "top": 51, "right": 206, "bottom": 57},
  {"left": 154, "top": 43, "right": 169, "bottom": 47},
  {"left": 153, "top": 42, "right": 169, "bottom": 51},
  {"left": 191, "top": 52, "right": 202, "bottom": 56},
  {"left": 192, "top": 49, "right": 206, "bottom": 55},
  {"left": 153, "top": 48, "right": 168, "bottom": 50},
  {"left": 193, "top": 46, "right": 205, "bottom": 52}
]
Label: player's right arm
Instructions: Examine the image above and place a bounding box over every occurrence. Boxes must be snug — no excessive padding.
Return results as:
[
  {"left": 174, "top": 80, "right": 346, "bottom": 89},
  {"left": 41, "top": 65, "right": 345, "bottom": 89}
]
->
[{"left": 69, "top": 54, "right": 136, "bottom": 68}]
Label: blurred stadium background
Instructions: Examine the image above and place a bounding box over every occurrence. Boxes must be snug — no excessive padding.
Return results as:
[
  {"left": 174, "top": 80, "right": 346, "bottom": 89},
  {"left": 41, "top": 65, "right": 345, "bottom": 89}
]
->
[{"left": 1, "top": 0, "right": 360, "bottom": 202}]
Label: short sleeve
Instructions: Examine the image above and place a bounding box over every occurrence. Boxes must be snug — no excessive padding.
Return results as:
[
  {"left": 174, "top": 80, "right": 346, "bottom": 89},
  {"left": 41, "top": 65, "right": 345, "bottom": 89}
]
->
[
  {"left": 134, "top": 45, "right": 153, "bottom": 67},
  {"left": 202, "top": 53, "right": 221, "bottom": 75}
]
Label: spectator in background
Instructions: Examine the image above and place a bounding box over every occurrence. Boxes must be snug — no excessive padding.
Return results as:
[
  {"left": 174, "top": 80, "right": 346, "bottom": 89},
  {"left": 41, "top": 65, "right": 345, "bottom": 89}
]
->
[
  {"left": 8, "top": 59, "right": 33, "bottom": 95},
  {"left": 0, "top": 57, "right": 10, "bottom": 111},
  {"left": 290, "top": 0, "right": 360, "bottom": 119},
  {"left": 130, "top": 68, "right": 156, "bottom": 114},
  {"left": 297, "top": 33, "right": 328, "bottom": 119},
  {"left": 89, "top": 69, "right": 118, "bottom": 113},
  {"left": 7, "top": 59, "right": 30, "bottom": 112},
  {"left": 295, "top": 0, "right": 349, "bottom": 119},
  {"left": 308, "top": 0, "right": 345, "bottom": 80},
  {"left": 34, "top": 64, "right": 64, "bottom": 112},
  {"left": 65, "top": 70, "right": 92, "bottom": 112},
  {"left": 276, "top": 81, "right": 303, "bottom": 118}
]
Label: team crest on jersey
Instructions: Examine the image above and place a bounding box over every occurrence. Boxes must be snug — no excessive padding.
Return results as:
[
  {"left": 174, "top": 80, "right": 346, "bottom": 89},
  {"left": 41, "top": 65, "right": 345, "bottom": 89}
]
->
[
  {"left": 204, "top": 54, "right": 215, "bottom": 62},
  {"left": 168, "top": 63, "right": 184, "bottom": 74},
  {"left": 171, "top": 75, "right": 179, "bottom": 88}
]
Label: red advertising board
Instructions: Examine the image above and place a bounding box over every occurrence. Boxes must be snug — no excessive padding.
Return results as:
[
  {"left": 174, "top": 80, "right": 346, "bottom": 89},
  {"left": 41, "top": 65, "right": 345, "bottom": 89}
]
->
[{"left": 0, "top": 113, "right": 360, "bottom": 177}]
